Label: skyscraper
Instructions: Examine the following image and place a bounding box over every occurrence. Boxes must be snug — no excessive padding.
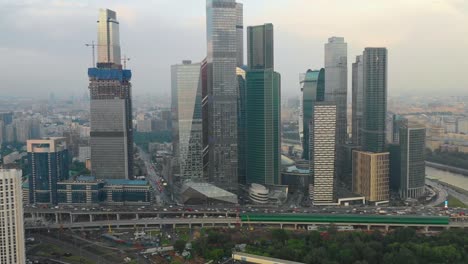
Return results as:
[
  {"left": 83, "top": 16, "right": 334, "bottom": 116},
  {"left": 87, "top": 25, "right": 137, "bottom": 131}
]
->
[
  {"left": 324, "top": 37, "right": 348, "bottom": 178},
  {"left": 247, "top": 23, "right": 274, "bottom": 70},
  {"left": 309, "top": 103, "right": 336, "bottom": 204},
  {"left": 0, "top": 169, "right": 25, "bottom": 264},
  {"left": 171, "top": 60, "right": 204, "bottom": 182},
  {"left": 245, "top": 23, "right": 280, "bottom": 185},
  {"left": 235, "top": 3, "right": 244, "bottom": 67},
  {"left": 352, "top": 151, "right": 389, "bottom": 202},
  {"left": 27, "top": 138, "right": 69, "bottom": 205},
  {"left": 399, "top": 123, "right": 426, "bottom": 199},
  {"left": 301, "top": 69, "right": 325, "bottom": 160},
  {"left": 89, "top": 9, "right": 133, "bottom": 180},
  {"left": 351, "top": 55, "right": 364, "bottom": 146},
  {"left": 361, "top": 48, "right": 388, "bottom": 153},
  {"left": 206, "top": 0, "right": 240, "bottom": 190},
  {"left": 237, "top": 66, "right": 247, "bottom": 185},
  {"left": 97, "top": 9, "right": 121, "bottom": 65}
]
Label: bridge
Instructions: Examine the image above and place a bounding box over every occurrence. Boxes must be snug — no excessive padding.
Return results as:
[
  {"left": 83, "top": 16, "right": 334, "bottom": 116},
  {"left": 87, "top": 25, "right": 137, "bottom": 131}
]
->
[{"left": 23, "top": 209, "right": 468, "bottom": 233}]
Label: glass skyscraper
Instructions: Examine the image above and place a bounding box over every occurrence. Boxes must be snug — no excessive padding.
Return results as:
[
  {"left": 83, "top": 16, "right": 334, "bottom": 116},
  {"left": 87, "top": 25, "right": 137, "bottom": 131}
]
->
[
  {"left": 399, "top": 123, "right": 426, "bottom": 199},
  {"left": 27, "top": 138, "right": 69, "bottom": 205},
  {"left": 324, "top": 37, "right": 348, "bottom": 178},
  {"left": 206, "top": 0, "right": 241, "bottom": 190},
  {"left": 362, "top": 48, "right": 388, "bottom": 153},
  {"left": 171, "top": 60, "right": 204, "bottom": 182},
  {"left": 301, "top": 68, "right": 325, "bottom": 160},
  {"left": 245, "top": 23, "right": 280, "bottom": 185},
  {"left": 351, "top": 55, "right": 364, "bottom": 146},
  {"left": 89, "top": 9, "right": 133, "bottom": 180}
]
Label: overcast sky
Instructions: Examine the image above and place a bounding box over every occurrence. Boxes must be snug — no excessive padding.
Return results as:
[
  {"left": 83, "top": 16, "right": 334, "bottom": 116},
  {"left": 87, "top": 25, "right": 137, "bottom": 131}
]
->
[{"left": 1, "top": 0, "right": 467, "bottom": 99}]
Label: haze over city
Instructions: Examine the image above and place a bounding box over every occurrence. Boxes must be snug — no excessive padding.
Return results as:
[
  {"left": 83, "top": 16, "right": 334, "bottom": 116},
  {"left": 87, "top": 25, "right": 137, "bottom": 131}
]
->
[{"left": 1, "top": 0, "right": 467, "bottom": 98}]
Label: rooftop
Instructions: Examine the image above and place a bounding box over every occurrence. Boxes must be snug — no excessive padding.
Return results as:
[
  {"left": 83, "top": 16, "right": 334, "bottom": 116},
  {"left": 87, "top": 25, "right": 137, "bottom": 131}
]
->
[{"left": 104, "top": 179, "right": 148, "bottom": 186}]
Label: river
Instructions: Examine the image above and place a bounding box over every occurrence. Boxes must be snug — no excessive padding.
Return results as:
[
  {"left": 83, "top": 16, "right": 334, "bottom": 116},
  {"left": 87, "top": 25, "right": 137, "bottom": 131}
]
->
[{"left": 426, "top": 166, "right": 468, "bottom": 191}]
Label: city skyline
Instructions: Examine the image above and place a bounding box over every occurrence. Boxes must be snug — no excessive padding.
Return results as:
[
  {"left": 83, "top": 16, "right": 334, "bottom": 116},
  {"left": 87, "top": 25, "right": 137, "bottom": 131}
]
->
[{"left": 1, "top": 0, "right": 467, "bottom": 98}]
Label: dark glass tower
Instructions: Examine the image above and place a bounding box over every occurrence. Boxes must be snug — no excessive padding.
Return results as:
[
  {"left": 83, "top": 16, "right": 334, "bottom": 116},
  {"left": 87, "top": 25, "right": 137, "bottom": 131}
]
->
[
  {"left": 88, "top": 9, "right": 133, "bottom": 180},
  {"left": 361, "top": 48, "right": 388, "bottom": 153},
  {"left": 27, "top": 138, "right": 69, "bottom": 205},
  {"left": 351, "top": 55, "right": 363, "bottom": 146},
  {"left": 301, "top": 69, "right": 325, "bottom": 160},
  {"left": 245, "top": 24, "right": 281, "bottom": 185}
]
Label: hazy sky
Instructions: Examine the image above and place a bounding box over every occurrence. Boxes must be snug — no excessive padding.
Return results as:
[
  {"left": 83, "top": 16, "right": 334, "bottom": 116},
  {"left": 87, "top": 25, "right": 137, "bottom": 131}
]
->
[{"left": 1, "top": 0, "right": 467, "bottom": 99}]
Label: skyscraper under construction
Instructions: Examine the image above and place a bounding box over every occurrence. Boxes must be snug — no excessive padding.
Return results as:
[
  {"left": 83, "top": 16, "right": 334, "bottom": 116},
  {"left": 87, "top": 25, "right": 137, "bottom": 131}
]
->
[{"left": 88, "top": 9, "right": 133, "bottom": 179}]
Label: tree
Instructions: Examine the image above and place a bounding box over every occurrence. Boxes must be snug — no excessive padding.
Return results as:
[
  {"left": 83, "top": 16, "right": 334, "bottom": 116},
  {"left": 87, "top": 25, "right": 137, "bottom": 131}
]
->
[
  {"left": 271, "top": 229, "right": 289, "bottom": 245},
  {"left": 174, "top": 239, "right": 186, "bottom": 254}
]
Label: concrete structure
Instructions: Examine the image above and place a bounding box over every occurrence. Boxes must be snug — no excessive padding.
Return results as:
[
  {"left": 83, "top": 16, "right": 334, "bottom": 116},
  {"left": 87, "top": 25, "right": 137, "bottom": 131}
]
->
[
  {"left": 27, "top": 138, "right": 69, "bottom": 205},
  {"left": 171, "top": 60, "right": 203, "bottom": 182},
  {"left": 351, "top": 55, "right": 363, "bottom": 146},
  {"left": 309, "top": 103, "right": 336, "bottom": 204},
  {"left": 361, "top": 48, "right": 388, "bottom": 153},
  {"left": 57, "top": 176, "right": 104, "bottom": 205},
  {"left": 245, "top": 23, "right": 281, "bottom": 185},
  {"left": 89, "top": 9, "right": 133, "bottom": 180},
  {"left": 205, "top": 0, "right": 241, "bottom": 191},
  {"left": 301, "top": 69, "right": 325, "bottom": 160},
  {"left": 281, "top": 160, "right": 309, "bottom": 194},
  {"left": 0, "top": 169, "right": 25, "bottom": 264},
  {"left": 399, "top": 123, "right": 426, "bottom": 199},
  {"left": 249, "top": 183, "right": 269, "bottom": 204},
  {"left": 232, "top": 252, "right": 304, "bottom": 264},
  {"left": 352, "top": 151, "right": 389, "bottom": 202},
  {"left": 324, "top": 37, "right": 347, "bottom": 178}
]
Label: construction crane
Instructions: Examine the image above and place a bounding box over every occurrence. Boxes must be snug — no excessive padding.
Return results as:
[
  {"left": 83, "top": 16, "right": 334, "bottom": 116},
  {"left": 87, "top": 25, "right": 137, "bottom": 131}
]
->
[
  {"left": 85, "top": 41, "right": 97, "bottom": 67},
  {"left": 121, "top": 55, "right": 131, "bottom": 69}
]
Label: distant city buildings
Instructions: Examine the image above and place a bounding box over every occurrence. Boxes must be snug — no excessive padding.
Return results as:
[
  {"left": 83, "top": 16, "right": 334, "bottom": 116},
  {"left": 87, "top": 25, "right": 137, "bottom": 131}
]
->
[
  {"left": 309, "top": 103, "right": 336, "bottom": 204},
  {"left": 171, "top": 60, "right": 204, "bottom": 182},
  {"left": 27, "top": 138, "right": 69, "bottom": 205},
  {"left": 245, "top": 23, "right": 281, "bottom": 185},
  {"left": 88, "top": 9, "right": 133, "bottom": 180},
  {"left": 0, "top": 169, "right": 25, "bottom": 264}
]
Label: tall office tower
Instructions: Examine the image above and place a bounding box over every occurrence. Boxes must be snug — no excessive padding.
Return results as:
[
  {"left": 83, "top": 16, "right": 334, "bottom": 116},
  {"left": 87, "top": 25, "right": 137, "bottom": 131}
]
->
[
  {"left": 171, "top": 60, "right": 204, "bottom": 181},
  {"left": 309, "top": 103, "right": 336, "bottom": 204},
  {"left": 324, "top": 37, "right": 347, "bottom": 178},
  {"left": 236, "top": 66, "right": 247, "bottom": 185},
  {"left": 89, "top": 9, "right": 133, "bottom": 180},
  {"left": 351, "top": 55, "right": 364, "bottom": 146},
  {"left": 0, "top": 169, "right": 25, "bottom": 264},
  {"left": 206, "top": 0, "right": 240, "bottom": 190},
  {"left": 0, "top": 120, "right": 4, "bottom": 145},
  {"left": 245, "top": 23, "right": 280, "bottom": 185},
  {"left": 361, "top": 48, "right": 388, "bottom": 153},
  {"left": 392, "top": 114, "right": 407, "bottom": 144},
  {"left": 27, "top": 138, "right": 69, "bottom": 205},
  {"left": 301, "top": 69, "right": 325, "bottom": 160},
  {"left": 97, "top": 9, "right": 121, "bottom": 65},
  {"left": 399, "top": 123, "right": 426, "bottom": 199},
  {"left": 352, "top": 151, "right": 389, "bottom": 202},
  {"left": 235, "top": 3, "right": 244, "bottom": 67},
  {"left": 0, "top": 112, "right": 13, "bottom": 125},
  {"left": 247, "top": 23, "right": 274, "bottom": 69}
]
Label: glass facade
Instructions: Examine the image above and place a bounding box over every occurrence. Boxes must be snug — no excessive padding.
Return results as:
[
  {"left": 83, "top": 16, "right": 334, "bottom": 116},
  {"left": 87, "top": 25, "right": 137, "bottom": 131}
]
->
[
  {"left": 247, "top": 24, "right": 274, "bottom": 70},
  {"left": 301, "top": 69, "right": 325, "bottom": 160},
  {"left": 351, "top": 55, "right": 364, "bottom": 146},
  {"left": 245, "top": 69, "right": 281, "bottom": 185},
  {"left": 206, "top": 0, "right": 240, "bottom": 190},
  {"left": 362, "top": 48, "right": 388, "bottom": 153},
  {"left": 97, "top": 9, "right": 121, "bottom": 65},
  {"left": 27, "top": 138, "right": 69, "bottom": 205},
  {"left": 90, "top": 9, "right": 133, "bottom": 180},
  {"left": 171, "top": 61, "right": 204, "bottom": 182},
  {"left": 236, "top": 66, "right": 247, "bottom": 185},
  {"left": 399, "top": 124, "right": 426, "bottom": 199}
]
